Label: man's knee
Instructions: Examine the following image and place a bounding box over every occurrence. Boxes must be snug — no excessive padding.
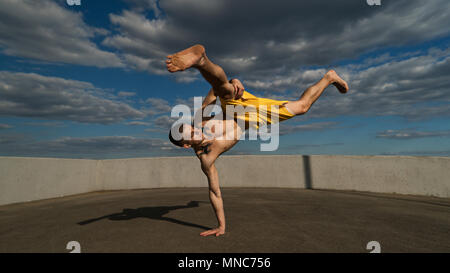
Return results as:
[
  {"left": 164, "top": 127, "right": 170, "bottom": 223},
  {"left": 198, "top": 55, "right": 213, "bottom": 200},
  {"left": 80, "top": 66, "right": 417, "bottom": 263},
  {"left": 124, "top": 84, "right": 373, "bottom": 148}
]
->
[
  {"left": 286, "top": 100, "right": 309, "bottom": 115},
  {"left": 298, "top": 101, "right": 309, "bottom": 115}
]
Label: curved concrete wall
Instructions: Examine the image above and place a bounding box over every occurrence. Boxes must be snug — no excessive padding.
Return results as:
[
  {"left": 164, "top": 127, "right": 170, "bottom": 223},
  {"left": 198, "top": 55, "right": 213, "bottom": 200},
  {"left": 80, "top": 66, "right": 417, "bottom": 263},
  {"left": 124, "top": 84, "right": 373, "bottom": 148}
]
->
[
  {"left": 0, "top": 157, "right": 100, "bottom": 206},
  {"left": 0, "top": 155, "right": 449, "bottom": 205}
]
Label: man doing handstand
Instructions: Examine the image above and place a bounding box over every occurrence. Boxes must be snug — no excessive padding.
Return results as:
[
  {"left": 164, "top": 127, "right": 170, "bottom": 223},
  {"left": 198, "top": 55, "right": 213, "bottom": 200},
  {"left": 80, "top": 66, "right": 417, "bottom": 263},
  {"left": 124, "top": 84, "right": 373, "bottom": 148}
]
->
[{"left": 166, "top": 44, "right": 349, "bottom": 237}]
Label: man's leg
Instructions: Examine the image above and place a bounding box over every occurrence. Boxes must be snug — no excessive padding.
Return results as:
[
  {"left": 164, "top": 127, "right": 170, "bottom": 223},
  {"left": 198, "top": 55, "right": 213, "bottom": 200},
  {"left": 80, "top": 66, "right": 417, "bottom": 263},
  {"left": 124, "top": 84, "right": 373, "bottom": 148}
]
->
[
  {"left": 166, "top": 44, "right": 236, "bottom": 99},
  {"left": 284, "top": 70, "right": 349, "bottom": 115}
]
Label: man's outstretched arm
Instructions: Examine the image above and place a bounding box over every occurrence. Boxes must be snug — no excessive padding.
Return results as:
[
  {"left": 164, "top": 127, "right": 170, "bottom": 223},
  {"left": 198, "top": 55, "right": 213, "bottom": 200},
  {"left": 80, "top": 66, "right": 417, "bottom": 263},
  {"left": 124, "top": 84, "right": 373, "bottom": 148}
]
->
[
  {"left": 202, "top": 88, "right": 217, "bottom": 108},
  {"left": 200, "top": 162, "right": 226, "bottom": 237},
  {"left": 192, "top": 88, "right": 217, "bottom": 128}
]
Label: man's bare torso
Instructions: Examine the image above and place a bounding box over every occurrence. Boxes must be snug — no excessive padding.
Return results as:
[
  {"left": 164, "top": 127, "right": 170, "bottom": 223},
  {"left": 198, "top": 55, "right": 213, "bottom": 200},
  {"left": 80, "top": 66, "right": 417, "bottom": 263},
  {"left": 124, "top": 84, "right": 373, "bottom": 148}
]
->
[{"left": 193, "top": 115, "right": 244, "bottom": 164}]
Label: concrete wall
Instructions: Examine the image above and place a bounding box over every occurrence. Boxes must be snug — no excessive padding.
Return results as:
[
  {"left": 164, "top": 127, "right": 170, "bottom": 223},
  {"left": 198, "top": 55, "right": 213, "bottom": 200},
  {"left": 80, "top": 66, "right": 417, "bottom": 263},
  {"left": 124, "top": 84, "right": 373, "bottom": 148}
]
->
[
  {"left": 304, "top": 155, "right": 450, "bottom": 197},
  {"left": 0, "top": 157, "right": 99, "bottom": 206},
  {"left": 1, "top": 155, "right": 449, "bottom": 206}
]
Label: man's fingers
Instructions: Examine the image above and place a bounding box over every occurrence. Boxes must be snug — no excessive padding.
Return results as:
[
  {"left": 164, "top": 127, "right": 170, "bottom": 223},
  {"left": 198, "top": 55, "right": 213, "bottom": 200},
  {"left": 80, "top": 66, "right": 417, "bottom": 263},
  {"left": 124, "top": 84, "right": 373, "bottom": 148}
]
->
[
  {"left": 200, "top": 230, "right": 213, "bottom": 236},
  {"left": 200, "top": 229, "right": 219, "bottom": 236}
]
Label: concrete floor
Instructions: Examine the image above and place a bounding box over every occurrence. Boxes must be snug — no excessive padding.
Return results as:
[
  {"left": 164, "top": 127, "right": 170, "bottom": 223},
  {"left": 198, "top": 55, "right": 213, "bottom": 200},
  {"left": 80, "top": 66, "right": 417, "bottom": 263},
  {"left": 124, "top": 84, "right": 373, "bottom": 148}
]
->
[{"left": 0, "top": 188, "right": 449, "bottom": 253}]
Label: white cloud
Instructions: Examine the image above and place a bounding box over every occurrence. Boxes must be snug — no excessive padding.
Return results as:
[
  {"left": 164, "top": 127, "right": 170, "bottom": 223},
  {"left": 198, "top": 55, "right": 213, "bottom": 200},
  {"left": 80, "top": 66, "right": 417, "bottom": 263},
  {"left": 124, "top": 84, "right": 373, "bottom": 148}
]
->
[
  {"left": 125, "top": 0, "right": 162, "bottom": 17},
  {"left": 0, "top": 0, "right": 123, "bottom": 67},
  {"left": 244, "top": 47, "right": 450, "bottom": 121},
  {"left": 22, "top": 121, "right": 66, "bottom": 128},
  {"left": 376, "top": 129, "right": 450, "bottom": 139},
  {"left": 0, "top": 124, "right": 13, "bottom": 129},
  {"left": 103, "top": 10, "right": 186, "bottom": 74},
  {"left": 153, "top": 115, "right": 179, "bottom": 129},
  {"left": 0, "top": 71, "right": 146, "bottom": 124},
  {"left": 102, "top": 0, "right": 450, "bottom": 80},
  {"left": 145, "top": 97, "right": 172, "bottom": 115},
  {"left": 0, "top": 135, "right": 182, "bottom": 159},
  {"left": 126, "top": 121, "right": 151, "bottom": 126}
]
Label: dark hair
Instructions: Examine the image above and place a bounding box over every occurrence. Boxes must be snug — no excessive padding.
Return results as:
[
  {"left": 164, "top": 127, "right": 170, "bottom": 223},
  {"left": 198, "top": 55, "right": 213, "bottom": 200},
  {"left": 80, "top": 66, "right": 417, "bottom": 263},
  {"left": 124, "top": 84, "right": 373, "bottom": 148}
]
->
[{"left": 168, "top": 124, "right": 185, "bottom": 147}]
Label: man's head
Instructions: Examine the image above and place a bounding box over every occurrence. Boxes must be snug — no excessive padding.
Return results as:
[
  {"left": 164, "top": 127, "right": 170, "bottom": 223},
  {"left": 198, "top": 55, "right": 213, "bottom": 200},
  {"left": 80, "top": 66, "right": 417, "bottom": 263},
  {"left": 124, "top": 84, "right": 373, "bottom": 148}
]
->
[{"left": 168, "top": 123, "right": 204, "bottom": 148}]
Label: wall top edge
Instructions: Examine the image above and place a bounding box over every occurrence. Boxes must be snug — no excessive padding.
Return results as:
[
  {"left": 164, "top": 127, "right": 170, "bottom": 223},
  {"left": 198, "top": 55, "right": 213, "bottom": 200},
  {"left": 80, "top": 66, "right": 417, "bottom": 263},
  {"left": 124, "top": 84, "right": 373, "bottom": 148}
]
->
[{"left": 0, "top": 155, "right": 448, "bottom": 161}]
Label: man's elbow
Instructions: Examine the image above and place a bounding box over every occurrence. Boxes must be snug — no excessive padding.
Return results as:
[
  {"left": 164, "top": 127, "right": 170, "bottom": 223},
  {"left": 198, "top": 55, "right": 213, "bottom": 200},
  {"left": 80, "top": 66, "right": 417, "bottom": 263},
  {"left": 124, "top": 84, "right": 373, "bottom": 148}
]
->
[{"left": 209, "top": 188, "right": 222, "bottom": 199}]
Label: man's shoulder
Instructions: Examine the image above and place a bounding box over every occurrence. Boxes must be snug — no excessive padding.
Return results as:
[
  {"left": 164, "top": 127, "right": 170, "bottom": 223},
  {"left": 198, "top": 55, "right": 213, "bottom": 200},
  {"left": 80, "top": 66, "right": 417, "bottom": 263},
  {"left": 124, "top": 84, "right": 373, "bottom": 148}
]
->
[{"left": 194, "top": 140, "right": 221, "bottom": 158}]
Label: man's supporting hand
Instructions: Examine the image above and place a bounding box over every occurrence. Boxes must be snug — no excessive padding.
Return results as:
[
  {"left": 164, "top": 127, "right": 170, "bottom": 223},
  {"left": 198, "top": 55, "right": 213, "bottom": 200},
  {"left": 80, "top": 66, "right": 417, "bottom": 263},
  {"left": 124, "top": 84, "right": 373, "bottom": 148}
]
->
[
  {"left": 200, "top": 227, "right": 225, "bottom": 237},
  {"left": 230, "top": 78, "right": 245, "bottom": 99}
]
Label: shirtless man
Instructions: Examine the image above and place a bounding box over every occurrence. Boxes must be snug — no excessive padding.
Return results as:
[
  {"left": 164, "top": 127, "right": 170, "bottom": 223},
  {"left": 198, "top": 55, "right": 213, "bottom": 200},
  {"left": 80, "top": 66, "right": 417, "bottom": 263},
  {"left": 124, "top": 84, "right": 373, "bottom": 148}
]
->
[{"left": 165, "top": 44, "right": 349, "bottom": 237}]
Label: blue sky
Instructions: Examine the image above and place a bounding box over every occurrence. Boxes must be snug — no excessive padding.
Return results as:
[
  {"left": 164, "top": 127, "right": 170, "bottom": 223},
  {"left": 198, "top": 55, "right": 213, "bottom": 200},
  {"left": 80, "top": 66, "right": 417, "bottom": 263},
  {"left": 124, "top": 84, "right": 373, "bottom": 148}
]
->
[{"left": 0, "top": 0, "right": 449, "bottom": 159}]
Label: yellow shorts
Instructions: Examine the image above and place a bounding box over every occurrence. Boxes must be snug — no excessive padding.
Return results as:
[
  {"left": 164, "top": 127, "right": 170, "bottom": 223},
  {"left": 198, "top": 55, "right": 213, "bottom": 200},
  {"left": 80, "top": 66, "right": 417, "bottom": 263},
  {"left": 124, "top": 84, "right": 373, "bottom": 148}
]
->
[{"left": 219, "top": 90, "right": 296, "bottom": 129}]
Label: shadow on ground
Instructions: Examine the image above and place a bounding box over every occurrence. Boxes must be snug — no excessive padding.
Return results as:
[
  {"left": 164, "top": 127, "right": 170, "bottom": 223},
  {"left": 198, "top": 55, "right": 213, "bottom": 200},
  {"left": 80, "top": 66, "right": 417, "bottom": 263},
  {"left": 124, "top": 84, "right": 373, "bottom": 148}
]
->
[{"left": 77, "top": 200, "right": 211, "bottom": 230}]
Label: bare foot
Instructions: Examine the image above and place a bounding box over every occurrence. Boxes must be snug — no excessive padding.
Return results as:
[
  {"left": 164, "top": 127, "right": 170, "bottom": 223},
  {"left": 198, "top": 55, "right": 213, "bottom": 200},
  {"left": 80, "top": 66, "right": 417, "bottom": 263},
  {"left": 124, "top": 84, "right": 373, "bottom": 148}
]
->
[
  {"left": 165, "top": 44, "right": 206, "bottom": 72},
  {"left": 325, "top": 70, "right": 349, "bottom": 94}
]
